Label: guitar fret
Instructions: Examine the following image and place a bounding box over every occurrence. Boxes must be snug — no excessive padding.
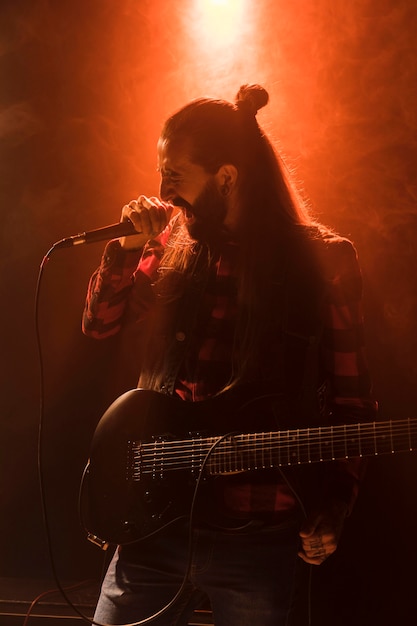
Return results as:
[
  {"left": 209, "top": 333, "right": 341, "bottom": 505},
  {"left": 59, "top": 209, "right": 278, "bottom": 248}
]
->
[
  {"left": 286, "top": 429, "right": 291, "bottom": 465},
  {"left": 236, "top": 436, "right": 242, "bottom": 471},
  {"left": 214, "top": 437, "right": 221, "bottom": 474},
  {"left": 408, "top": 418, "right": 412, "bottom": 450},
  {"left": 408, "top": 418, "right": 416, "bottom": 450},
  {"left": 295, "top": 429, "right": 299, "bottom": 464},
  {"left": 303, "top": 430, "right": 309, "bottom": 463},
  {"left": 319, "top": 427, "right": 322, "bottom": 461},
  {"left": 392, "top": 420, "right": 412, "bottom": 453},
  {"left": 331, "top": 426, "right": 346, "bottom": 459},
  {"left": 358, "top": 424, "right": 362, "bottom": 457},
  {"left": 225, "top": 437, "right": 229, "bottom": 473},
  {"left": 241, "top": 435, "right": 246, "bottom": 470},
  {"left": 376, "top": 421, "right": 391, "bottom": 455},
  {"left": 321, "top": 425, "right": 334, "bottom": 462},
  {"left": 357, "top": 423, "right": 373, "bottom": 456},
  {"left": 344, "top": 424, "right": 348, "bottom": 458},
  {"left": 277, "top": 430, "right": 281, "bottom": 466},
  {"left": 305, "top": 427, "right": 317, "bottom": 463},
  {"left": 241, "top": 435, "right": 247, "bottom": 470},
  {"left": 298, "top": 428, "right": 309, "bottom": 464},
  {"left": 322, "top": 426, "right": 332, "bottom": 461},
  {"left": 345, "top": 424, "right": 360, "bottom": 457}
]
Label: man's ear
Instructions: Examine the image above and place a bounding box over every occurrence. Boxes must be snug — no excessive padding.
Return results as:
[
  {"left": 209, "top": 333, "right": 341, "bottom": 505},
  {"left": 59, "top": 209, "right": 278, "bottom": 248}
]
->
[{"left": 215, "top": 164, "right": 238, "bottom": 196}]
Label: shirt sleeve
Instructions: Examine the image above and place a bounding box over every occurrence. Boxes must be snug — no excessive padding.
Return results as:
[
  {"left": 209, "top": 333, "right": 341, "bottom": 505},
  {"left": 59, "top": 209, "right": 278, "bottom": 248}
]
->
[
  {"left": 82, "top": 229, "right": 169, "bottom": 339},
  {"left": 321, "top": 238, "right": 377, "bottom": 419},
  {"left": 319, "top": 238, "right": 378, "bottom": 513}
]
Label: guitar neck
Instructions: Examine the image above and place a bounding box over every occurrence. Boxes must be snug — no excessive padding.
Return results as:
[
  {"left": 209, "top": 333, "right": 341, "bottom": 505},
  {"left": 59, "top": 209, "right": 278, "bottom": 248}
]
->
[
  {"left": 205, "top": 418, "right": 417, "bottom": 474},
  {"left": 137, "top": 418, "right": 417, "bottom": 478}
]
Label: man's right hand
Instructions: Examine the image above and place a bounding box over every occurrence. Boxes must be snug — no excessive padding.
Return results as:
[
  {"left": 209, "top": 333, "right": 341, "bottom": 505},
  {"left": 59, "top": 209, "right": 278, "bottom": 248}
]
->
[{"left": 119, "top": 195, "right": 174, "bottom": 250}]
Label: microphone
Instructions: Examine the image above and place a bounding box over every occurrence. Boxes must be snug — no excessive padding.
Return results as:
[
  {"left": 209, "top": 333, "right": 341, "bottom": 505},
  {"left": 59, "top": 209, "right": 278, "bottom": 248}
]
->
[{"left": 52, "top": 220, "right": 139, "bottom": 249}]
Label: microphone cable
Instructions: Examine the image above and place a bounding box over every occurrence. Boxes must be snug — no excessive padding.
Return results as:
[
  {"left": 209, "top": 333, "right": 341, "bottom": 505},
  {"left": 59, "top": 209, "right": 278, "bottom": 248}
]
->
[{"left": 35, "top": 246, "right": 231, "bottom": 626}]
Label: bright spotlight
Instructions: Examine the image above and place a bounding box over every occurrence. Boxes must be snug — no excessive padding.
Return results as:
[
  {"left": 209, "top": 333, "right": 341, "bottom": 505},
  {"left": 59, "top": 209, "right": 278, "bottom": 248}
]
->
[{"left": 191, "top": 0, "right": 249, "bottom": 49}]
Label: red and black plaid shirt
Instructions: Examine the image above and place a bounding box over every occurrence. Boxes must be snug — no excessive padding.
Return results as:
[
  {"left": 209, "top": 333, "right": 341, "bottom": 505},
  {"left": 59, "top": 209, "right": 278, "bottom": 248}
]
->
[{"left": 83, "top": 223, "right": 376, "bottom": 519}]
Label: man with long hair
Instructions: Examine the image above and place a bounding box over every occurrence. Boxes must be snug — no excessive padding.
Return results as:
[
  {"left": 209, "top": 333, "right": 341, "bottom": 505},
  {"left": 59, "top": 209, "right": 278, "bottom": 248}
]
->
[{"left": 83, "top": 84, "right": 376, "bottom": 625}]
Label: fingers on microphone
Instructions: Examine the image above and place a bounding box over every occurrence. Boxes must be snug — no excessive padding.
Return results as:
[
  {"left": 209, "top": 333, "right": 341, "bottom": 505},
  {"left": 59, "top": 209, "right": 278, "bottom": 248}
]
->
[
  {"left": 119, "top": 200, "right": 143, "bottom": 236},
  {"left": 127, "top": 196, "right": 169, "bottom": 236},
  {"left": 122, "top": 195, "right": 171, "bottom": 238},
  {"left": 140, "top": 196, "right": 172, "bottom": 234}
]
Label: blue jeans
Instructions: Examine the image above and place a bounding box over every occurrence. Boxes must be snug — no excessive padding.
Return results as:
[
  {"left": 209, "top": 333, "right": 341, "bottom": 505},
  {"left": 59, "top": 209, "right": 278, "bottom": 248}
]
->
[{"left": 93, "top": 520, "right": 302, "bottom": 626}]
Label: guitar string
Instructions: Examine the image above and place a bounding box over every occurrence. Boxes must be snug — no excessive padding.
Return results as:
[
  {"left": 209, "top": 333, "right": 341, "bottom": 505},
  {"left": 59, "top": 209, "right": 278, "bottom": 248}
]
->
[
  {"left": 136, "top": 420, "right": 417, "bottom": 450},
  {"left": 136, "top": 433, "right": 417, "bottom": 462},
  {"left": 136, "top": 425, "right": 417, "bottom": 462},
  {"left": 136, "top": 425, "right": 417, "bottom": 460},
  {"left": 136, "top": 421, "right": 417, "bottom": 456},
  {"left": 131, "top": 422, "right": 417, "bottom": 474},
  {"left": 136, "top": 436, "right": 417, "bottom": 466}
]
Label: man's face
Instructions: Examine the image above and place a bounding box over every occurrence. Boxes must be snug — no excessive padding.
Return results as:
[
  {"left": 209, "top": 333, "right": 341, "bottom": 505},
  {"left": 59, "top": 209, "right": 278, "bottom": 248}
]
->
[{"left": 157, "top": 137, "right": 228, "bottom": 244}]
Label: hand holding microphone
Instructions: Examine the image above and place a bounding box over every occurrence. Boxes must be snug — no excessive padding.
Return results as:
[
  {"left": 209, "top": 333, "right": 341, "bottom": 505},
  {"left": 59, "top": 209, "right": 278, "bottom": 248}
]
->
[
  {"left": 52, "top": 196, "right": 175, "bottom": 251},
  {"left": 120, "top": 195, "right": 174, "bottom": 250}
]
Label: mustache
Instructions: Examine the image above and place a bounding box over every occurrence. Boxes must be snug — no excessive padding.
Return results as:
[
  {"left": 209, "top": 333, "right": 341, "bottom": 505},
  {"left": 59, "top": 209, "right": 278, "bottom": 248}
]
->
[{"left": 172, "top": 197, "right": 193, "bottom": 213}]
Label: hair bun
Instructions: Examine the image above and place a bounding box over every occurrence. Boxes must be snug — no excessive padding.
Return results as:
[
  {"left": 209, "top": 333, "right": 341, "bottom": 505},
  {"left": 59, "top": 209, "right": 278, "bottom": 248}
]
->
[{"left": 235, "top": 84, "right": 269, "bottom": 116}]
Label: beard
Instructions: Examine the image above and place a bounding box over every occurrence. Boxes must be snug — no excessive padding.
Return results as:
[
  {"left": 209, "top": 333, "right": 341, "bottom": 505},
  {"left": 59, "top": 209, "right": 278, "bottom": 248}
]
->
[{"left": 176, "top": 179, "right": 229, "bottom": 246}]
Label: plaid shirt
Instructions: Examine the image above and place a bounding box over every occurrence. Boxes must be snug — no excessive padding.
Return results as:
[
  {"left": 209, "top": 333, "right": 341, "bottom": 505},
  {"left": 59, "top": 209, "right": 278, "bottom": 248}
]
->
[{"left": 83, "top": 224, "right": 376, "bottom": 519}]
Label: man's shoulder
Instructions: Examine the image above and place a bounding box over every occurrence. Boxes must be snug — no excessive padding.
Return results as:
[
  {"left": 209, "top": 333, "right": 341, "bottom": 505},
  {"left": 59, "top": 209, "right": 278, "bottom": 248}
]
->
[{"left": 306, "top": 227, "right": 358, "bottom": 268}]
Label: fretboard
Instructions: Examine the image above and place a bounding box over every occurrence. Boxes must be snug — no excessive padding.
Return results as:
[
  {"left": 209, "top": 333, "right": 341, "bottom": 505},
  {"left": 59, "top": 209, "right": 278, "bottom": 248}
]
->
[{"left": 132, "top": 418, "right": 417, "bottom": 479}]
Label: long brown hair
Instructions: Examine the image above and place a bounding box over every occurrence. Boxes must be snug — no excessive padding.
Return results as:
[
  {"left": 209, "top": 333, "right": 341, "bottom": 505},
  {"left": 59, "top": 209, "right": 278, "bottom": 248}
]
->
[{"left": 158, "top": 85, "right": 328, "bottom": 386}]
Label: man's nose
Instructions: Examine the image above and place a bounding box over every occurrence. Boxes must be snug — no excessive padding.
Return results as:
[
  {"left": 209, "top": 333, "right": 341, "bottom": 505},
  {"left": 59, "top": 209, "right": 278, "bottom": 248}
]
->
[{"left": 159, "top": 178, "right": 174, "bottom": 201}]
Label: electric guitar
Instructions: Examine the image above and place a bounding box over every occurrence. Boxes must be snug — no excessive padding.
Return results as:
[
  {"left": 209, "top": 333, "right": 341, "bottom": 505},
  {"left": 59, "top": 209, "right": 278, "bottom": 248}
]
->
[{"left": 81, "top": 388, "right": 416, "bottom": 549}]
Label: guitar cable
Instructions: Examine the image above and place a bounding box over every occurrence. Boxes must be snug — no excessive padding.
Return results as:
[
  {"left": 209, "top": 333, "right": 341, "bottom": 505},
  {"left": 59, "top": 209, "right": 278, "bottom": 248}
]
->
[
  {"left": 34, "top": 246, "right": 236, "bottom": 626},
  {"left": 34, "top": 248, "right": 110, "bottom": 625}
]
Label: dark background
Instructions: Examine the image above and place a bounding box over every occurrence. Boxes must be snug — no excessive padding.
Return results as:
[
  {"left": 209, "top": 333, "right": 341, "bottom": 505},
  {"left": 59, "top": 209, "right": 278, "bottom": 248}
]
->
[{"left": 1, "top": 1, "right": 416, "bottom": 623}]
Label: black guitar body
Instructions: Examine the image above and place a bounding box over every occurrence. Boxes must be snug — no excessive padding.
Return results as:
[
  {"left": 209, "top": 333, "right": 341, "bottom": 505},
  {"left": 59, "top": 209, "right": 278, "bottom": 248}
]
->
[{"left": 82, "top": 388, "right": 283, "bottom": 547}]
